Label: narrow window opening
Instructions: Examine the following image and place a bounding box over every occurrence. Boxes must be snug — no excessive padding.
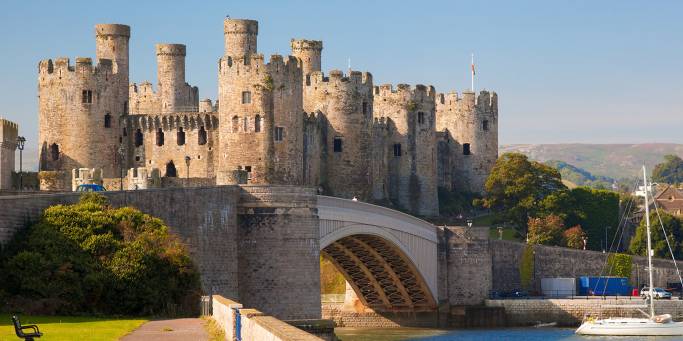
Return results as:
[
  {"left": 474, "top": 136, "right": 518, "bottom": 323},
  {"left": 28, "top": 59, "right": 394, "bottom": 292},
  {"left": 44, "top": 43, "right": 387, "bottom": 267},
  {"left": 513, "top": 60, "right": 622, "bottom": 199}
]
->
[
  {"left": 393, "top": 143, "right": 401, "bottom": 157},
  {"left": 242, "top": 91, "right": 251, "bottom": 104},
  {"left": 198, "top": 126, "right": 208, "bottom": 145},
  {"left": 245, "top": 166, "right": 252, "bottom": 181},
  {"left": 156, "top": 128, "right": 164, "bottom": 146},
  {"left": 124, "top": 101, "right": 128, "bottom": 114},
  {"left": 135, "top": 156, "right": 141, "bottom": 162},
  {"left": 334, "top": 137, "right": 343, "bottom": 153},
  {"left": 483, "top": 120, "right": 489, "bottom": 131},
  {"left": 254, "top": 114, "right": 261, "bottom": 132},
  {"left": 232, "top": 116, "right": 239, "bottom": 132},
  {"left": 122, "top": 127, "right": 127, "bottom": 136},
  {"left": 104, "top": 113, "right": 112, "bottom": 128},
  {"left": 135, "top": 129, "right": 143, "bottom": 147},
  {"left": 166, "top": 161, "right": 177, "bottom": 177},
  {"left": 177, "top": 127, "right": 185, "bottom": 145},
  {"left": 243, "top": 117, "right": 249, "bottom": 132},
  {"left": 275, "top": 127, "right": 284, "bottom": 141},
  {"left": 362, "top": 101, "right": 368, "bottom": 115},
  {"left": 463, "top": 143, "right": 471, "bottom": 155},
  {"left": 418, "top": 112, "right": 425, "bottom": 124},
  {"left": 82, "top": 90, "right": 92, "bottom": 104},
  {"left": 50, "top": 143, "right": 60, "bottom": 161}
]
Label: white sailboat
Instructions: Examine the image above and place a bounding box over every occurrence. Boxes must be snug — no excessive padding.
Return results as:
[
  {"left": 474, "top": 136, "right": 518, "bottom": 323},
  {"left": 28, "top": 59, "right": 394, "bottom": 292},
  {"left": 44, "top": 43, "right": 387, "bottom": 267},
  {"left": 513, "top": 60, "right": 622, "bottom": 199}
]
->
[{"left": 576, "top": 166, "right": 683, "bottom": 336}]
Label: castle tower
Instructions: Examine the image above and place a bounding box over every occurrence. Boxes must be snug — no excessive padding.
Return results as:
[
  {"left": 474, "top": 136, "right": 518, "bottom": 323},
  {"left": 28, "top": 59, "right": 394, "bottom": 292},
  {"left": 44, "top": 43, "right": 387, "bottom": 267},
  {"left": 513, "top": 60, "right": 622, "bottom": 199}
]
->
[
  {"left": 217, "top": 18, "right": 304, "bottom": 185},
  {"left": 435, "top": 90, "right": 498, "bottom": 193},
  {"left": 156, "top": 44, "right": 187, "bottom": 113},
  {"left": 290, "top": 39, "right": 322, "bottom": 77},
  {"left": 303, "top": 70, "right": 373, "bottom": 199},
  {"left": 374, "top": 84, "right": 439, "bottom": 216},
  {"left": 223, "top": 19, "right": 258, "bottom": 58},
  {"left": 0, "top": 118, "right": 18, "bottom": 190},
  {"left": 38, "top": 24, "right": 130, "bottom": 190}
]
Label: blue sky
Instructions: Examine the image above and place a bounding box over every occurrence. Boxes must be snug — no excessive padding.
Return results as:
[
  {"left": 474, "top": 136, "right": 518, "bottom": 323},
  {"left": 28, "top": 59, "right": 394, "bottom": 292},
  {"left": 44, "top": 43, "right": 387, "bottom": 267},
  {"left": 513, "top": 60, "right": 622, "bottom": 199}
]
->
[{"left": 1, "top": 0, "right": 682, "bottom": 169}]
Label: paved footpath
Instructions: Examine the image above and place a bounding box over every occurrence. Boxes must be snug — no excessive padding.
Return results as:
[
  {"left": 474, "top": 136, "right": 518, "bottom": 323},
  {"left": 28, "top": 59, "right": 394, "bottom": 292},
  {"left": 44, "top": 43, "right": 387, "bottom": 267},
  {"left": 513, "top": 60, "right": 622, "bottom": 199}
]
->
[{"left": 120, "top": 318, "right": 208, "bottom": 341}]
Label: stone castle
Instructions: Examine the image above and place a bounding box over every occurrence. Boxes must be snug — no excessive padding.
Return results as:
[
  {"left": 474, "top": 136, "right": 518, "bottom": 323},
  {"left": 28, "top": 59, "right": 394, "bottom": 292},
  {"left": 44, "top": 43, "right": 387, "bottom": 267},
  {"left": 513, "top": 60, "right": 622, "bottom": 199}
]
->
[
  {"left": 37, "top": 19, "right": 498, "bottom": 216},
  {"left": 0, "top": 118, "right": 18, "bottom": 190}
]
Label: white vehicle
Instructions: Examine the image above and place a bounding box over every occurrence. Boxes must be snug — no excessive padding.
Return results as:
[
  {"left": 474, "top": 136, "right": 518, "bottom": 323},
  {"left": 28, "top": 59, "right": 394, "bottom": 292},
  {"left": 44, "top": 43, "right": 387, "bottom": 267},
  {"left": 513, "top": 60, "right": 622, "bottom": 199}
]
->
[
  {"left": 641, "top": 287, "right": 672, "bottom": 299},
  {"left": 576, "top": 166, "right": 683, "bottom": 336}
]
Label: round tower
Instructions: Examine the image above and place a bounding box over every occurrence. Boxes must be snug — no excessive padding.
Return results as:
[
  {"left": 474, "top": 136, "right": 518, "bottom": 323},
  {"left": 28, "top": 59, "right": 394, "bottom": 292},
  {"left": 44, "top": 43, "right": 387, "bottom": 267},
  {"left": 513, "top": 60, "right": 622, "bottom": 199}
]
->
[
  {"left": 156, "top": 44, "right": 186, "bottom": 113},
  {"left": 290, "top": 39, "right": 322, "bottom": 77},
  {"left": 95, "top": 24, "right": 130, "bottom": 85},
  {"left": 373, "top": 84, "right": 439, "bottom": 216},
  {"left": 223, "top": 19, "right": 258, "bottom": 58},
  {"left": 303, "top": 70, "right": 373, "bottom": 199}
]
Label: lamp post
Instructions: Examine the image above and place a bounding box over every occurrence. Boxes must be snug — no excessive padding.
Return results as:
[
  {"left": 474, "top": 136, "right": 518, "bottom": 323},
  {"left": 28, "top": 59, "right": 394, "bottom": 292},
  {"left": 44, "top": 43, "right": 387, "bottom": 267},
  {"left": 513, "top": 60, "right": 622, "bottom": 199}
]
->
[
  {"left": 466, "top": 219, "right": 473, "bottom": 228},
  {"left": 117, "top": 144, "right": 125, "bottom": 191},
  {"left": 184, "top": 156, "right": 191, "bottom": 186},
  {"left": 497, "top": 226, "right": 504, "bottom": 240},
  {"left": 16, "top": 136, "right": 25, "bottom": 190},
  {"left": 583, "top": 236, "right": 587, "bottom": 250}
]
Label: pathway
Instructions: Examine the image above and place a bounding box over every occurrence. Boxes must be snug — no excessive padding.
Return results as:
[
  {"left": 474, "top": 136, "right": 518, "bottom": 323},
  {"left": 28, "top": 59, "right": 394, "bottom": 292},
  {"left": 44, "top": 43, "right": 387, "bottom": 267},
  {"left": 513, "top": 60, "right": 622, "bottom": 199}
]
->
[{"left": 120, "top": 318, "right": 208, "bottom": 341}]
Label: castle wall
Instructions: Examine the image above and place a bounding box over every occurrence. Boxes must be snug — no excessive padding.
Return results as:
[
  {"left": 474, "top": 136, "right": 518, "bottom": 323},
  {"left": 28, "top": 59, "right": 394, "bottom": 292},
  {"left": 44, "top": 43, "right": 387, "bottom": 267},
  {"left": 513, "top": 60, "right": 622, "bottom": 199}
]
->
[
  {"left": 374, "top": 84, "right": 439, "bottom": 216},
  {"left": 371, "top": 118, "right": 389, "bottom": 201},
  {"left": 291, "top": 39, "right": 322, "bottom": 78},
  {"left": 303, "top": 112, "right": 326, "bottom": 188},
  {"left": 0, "top": 118, "right": 18, "bottom": 190},
  {"left": 127, "top": 112, "right": 218, "bottom": 179},
  {"left": 435, "top": 90, "right": 498, "bottom": 193},
  {"left": 302, "top": 70, "right": 373, "bottom": 199}
]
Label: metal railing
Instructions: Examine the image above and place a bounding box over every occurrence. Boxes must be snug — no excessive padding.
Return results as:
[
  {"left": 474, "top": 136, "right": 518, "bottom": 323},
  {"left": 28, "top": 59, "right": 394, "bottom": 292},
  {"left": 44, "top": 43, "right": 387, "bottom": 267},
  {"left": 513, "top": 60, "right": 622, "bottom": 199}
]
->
[
  {"left": 489, "top": 290, "right": 650, "bottom": 300},
  {"left": 200, "top": 295, "right": 212, "bottom": 316}
]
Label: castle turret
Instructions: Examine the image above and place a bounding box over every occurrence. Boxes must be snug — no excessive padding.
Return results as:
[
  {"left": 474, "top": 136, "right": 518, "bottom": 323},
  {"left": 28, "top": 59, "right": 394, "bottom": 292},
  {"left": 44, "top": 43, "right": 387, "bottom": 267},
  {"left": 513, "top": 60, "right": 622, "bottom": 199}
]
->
[
  {"left": 303, "top": 70, "right": 373, "bottom": 199},
  {"left": 223, "top": 19, "right": 258, "bottom": 58},
  {"left": 435, "top": 90, "right": 499, "bottom": 193},
  {"left": 95, "top": 24, "right": 130, "bottom": 110},
  {"left": 217, "top": 18, "right": 304, "bottom": 185},
  {"left": 156, "top": 44, "right": 187, "bottom": 113},
  {"left": 374, "top": 84, "right": 439, "bottom": 216},
  {"left": 0, "top": 118, "right": 18, "bottom": 190},
  {"left": 290, "top": 39, "right": 322, "bottom": 77}
]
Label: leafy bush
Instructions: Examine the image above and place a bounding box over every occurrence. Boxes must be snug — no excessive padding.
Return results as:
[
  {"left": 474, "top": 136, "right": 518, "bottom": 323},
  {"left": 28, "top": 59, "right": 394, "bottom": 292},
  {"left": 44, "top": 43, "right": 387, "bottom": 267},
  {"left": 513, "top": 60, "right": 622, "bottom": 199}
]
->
[
  {"left": 0, "top": 193, "right": 200, "bottom": 316},
  {"left": 563, "top": 225, "right": 586, "bottom": 249},
  {"left": 527, "top": 214, "right": 564, "bottom": 246},
  {"left": 607, "top": 253, "right": 632, "bottom": 278},
  {"left": 519, "top": 245, "right": 535, "bottom": 289}
]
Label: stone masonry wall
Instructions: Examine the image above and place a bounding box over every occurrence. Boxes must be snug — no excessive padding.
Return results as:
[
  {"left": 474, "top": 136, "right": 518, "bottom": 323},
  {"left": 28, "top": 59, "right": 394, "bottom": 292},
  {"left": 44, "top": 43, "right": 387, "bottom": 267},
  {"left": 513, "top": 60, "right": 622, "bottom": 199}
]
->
[
  {"left": 490, "top": 240, "right": 682, "bottom": 293},
  {"left": 237, "top": 185, "right": 321, "bottom": 320},
  {"left": 0, "top": 187, "right": 241, "bottom": 300}
]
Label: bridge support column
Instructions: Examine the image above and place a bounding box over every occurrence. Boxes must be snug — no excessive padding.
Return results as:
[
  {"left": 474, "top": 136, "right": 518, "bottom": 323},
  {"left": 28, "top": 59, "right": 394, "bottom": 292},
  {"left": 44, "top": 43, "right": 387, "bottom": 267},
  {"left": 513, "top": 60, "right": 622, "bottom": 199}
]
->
[{"left": 236, "top": 185, "right": 321, "bottom": 320}]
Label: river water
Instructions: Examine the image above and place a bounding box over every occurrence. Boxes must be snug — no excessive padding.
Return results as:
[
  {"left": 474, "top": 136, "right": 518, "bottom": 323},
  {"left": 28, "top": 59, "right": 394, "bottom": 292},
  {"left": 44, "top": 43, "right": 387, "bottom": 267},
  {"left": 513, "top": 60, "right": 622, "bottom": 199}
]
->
[{"left": 334, "top": 327, "right": 677, "bottom": 340}]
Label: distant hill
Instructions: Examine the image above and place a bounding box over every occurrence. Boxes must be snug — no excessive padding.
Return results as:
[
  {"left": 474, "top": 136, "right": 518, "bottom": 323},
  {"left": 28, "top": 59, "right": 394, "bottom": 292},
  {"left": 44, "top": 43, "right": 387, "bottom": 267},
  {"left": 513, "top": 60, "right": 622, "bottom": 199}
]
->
[
  {"left": 500, "top": 144, "right": 683, "bottom": 180},
  {"left": 546, "top": 160, "right": 616, "bottom": 189}
]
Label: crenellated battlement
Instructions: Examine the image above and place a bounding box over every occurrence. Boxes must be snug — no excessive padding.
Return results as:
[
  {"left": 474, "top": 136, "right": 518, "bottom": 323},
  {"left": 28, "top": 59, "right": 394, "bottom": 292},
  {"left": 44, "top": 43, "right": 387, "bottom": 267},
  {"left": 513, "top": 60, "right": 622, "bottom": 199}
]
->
[
  {"left": 128, "top": 112, "right": 219, "bottom": 132},
  {"left": 305, "top": 69, "right": 372, "bottom": 87},
  {"left": 220, "top": 53, "right": 300, "bottom": 76},
  {"left": 374, "top": 83, "right": 436, "bottom": 99},
  {"left": 436, "top": 90, "right": 498, "bottom": 114},
  {"left": 0, "top": 118, "right": 19, "bottom": 133},
  {"left": 290, "top": 39, "right": 323, "bottom": 52},
  {"left": 95, "top": 24, "right": 130, "bottom": 37},
  {"left": 130, "top": 81, "right": 157, "bottom": 95},
  {"left": 224, "top": 19, "right": 258, "bottom": 35},
  {"left": 38, "top": 57, "right": 114, "bottom": 79},
  {"left": 156, "top": 43, "right": 186, "bottom": 56}
]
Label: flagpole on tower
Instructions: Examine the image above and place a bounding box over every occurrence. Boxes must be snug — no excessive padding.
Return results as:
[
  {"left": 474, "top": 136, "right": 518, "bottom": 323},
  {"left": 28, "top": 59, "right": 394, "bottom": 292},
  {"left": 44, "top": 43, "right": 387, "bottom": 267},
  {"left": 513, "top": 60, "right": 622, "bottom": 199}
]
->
[{"left": 471, "top": 53, "right": 475, "bottom": 92}]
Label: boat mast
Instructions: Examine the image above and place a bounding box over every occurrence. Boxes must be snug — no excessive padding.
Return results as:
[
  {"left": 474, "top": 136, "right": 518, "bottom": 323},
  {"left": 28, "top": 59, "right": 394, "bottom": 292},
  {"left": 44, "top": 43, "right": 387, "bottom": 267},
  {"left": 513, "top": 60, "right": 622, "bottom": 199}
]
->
[{"left": 643, "top": 165, "right": 655, "bottom": 319}]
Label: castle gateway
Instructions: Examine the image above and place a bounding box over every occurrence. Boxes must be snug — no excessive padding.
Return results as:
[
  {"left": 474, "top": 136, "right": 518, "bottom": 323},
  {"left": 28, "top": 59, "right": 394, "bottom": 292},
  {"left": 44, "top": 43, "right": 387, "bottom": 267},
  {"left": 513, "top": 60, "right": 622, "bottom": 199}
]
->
[{"left": 37, "top": 18, "right": 498, "bottom": 216}]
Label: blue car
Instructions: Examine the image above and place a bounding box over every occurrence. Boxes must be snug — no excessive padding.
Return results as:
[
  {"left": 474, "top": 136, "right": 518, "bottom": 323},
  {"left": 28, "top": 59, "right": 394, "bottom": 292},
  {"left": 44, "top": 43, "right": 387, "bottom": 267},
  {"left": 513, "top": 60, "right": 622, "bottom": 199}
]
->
[{"left": 75, "top": 184, "right": 107, "bottom": 192}]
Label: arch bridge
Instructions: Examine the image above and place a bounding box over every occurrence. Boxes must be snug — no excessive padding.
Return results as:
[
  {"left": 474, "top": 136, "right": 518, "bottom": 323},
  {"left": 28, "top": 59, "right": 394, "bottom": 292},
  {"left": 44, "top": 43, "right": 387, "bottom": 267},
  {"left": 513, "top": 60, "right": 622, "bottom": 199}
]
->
[{"left": 317, "top": 196, "right": 438, "bottom": 312}]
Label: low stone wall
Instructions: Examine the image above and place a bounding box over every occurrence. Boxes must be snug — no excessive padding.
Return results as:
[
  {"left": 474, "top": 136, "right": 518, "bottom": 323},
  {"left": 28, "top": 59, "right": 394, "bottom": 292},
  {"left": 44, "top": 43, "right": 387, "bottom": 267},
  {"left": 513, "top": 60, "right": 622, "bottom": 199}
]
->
[
  {"left": 322, "top": 303, "right": 438, "bottom": 328},
  {"left": 486, "top": 298, "right": 683, "bottom": 326},
  {"left": 213, "top": 295, "right": 323, "bottom": 341}
]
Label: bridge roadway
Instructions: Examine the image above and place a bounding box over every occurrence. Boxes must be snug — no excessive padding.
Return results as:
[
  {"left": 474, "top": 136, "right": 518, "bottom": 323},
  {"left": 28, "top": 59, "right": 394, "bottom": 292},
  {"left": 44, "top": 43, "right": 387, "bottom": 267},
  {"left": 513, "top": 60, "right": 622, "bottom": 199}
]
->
[{"left": 317, "top": 196, "right": 438, "bottom": 312}]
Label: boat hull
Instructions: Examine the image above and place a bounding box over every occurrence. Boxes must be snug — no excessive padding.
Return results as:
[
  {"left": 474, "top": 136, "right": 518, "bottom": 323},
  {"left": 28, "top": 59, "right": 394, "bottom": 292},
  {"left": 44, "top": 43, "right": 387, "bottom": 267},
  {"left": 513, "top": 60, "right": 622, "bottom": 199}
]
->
[{"left": 576, "top": 318, "right": 683, "bottom": 336}]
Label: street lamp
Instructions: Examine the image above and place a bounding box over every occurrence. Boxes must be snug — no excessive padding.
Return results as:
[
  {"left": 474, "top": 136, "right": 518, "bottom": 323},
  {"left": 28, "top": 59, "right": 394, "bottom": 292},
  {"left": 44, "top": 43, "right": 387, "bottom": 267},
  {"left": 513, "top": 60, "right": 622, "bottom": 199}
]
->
[
  {"left": 583, "top": 236, "right": 587, "bottom": 250},
  {"left": 117, "top": 143, "right": 125, "bottom": 191},
  {"left": 184, "top": 156, "right": 191, "bottom": 186},
  {"left": 466, "top": 219, "right": 473, "bottom": 228},
  {"left": 16, "top": 136, "right": 25, "bottom": 190},
  {"left": 497, "top": 226, "right": 504, "bottom": 240}
]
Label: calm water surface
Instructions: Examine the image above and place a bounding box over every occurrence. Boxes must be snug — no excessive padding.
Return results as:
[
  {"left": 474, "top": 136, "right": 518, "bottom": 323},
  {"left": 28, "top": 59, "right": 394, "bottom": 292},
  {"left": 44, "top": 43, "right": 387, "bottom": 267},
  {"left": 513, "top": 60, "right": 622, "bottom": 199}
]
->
[{"left": 335, "top": 327, "right": 682, "bottom": 341}]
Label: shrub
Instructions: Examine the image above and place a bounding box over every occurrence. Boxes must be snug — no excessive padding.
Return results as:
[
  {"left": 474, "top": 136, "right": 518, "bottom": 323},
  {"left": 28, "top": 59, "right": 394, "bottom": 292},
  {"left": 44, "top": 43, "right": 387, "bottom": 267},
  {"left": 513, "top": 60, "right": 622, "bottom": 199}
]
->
[
  {"left": 0, "top": 193, "right": 200, "bottom": 316},
  {"left": 607, "top": 253, "right": 632, "bottom": 278},
  {"left": 519, "top": 245, "right": 534, "bottom": 289},
  {"left": 563, "top": 225, "right": 586, "bottom": 249},
  {"left": 527, "top": 214, "right": 564, "bottom": 246}
]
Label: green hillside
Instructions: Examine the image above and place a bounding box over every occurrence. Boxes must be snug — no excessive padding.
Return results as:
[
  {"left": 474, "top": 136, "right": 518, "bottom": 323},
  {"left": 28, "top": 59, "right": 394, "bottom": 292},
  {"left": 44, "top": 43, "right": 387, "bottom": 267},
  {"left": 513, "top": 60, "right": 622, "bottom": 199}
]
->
[
  {"left": 546, "top": 160, "right": 616, "bottom": 189},
  {"left": 501, "top": 144, "right": 683, "bottom": 180}
]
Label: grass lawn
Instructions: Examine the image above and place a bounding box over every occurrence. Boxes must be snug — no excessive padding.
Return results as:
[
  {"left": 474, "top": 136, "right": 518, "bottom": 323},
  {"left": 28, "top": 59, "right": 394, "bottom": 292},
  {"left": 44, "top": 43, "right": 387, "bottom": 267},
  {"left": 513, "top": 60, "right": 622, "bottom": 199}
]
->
[
  {"left": 0, "top": 314, "right": 148, "bottom": 341},
  {"left": 488, "top": 227, "right": 522, "bottom": 241}
]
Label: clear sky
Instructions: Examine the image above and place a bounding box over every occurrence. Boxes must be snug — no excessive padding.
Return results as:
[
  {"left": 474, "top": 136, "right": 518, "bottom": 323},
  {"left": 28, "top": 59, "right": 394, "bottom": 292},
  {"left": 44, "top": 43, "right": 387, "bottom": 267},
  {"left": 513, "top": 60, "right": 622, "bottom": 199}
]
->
[{"left": 1, "top": 0, "right": 682, "bottom": 169}]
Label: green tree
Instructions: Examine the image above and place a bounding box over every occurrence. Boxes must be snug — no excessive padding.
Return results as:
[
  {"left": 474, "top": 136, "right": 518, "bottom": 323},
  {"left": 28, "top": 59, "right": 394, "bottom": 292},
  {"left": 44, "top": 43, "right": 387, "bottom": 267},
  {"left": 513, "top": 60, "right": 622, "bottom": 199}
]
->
[
  {"left": 652, "top": 154, "right": 683, "bottom": 184},
  {"left": 607, "top": 253, "right": 633, "bottom": 278},
  {"left": 527, "top": 214, "right": 565, "bottom": 246},
  {"left": 629, "top": 211, "right": 683, "bottom": 259},
  {"left": 0, "top": 193, "right": 200, "bottom": 315},
  {"left": 483, "top": 153, "right": 566, "bottom": 230},
  {"left": 563, "top": 225, "right": 586, "bottom": 249}
]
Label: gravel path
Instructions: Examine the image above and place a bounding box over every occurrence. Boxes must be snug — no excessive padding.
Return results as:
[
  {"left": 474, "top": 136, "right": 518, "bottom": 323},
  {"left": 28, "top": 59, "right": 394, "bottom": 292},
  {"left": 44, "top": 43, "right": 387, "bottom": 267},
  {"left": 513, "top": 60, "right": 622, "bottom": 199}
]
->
[{"left": 120, "top": 318, "right": 208, "bottom": 341}]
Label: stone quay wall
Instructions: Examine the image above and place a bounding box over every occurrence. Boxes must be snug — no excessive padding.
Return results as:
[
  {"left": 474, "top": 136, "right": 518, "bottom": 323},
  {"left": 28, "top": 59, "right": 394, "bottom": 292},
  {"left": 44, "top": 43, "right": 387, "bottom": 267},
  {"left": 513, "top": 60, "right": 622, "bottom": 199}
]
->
[
  {"left": 213, "top": 295, "right": 323, "bottom": 341},
  {"left": 490, "top": 239, "right": 682, "bottom": 294},
  {"left": 486, "top": 298, "right": 683, "bottom": 326}
]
